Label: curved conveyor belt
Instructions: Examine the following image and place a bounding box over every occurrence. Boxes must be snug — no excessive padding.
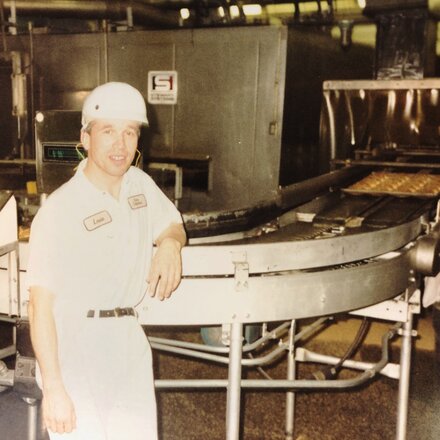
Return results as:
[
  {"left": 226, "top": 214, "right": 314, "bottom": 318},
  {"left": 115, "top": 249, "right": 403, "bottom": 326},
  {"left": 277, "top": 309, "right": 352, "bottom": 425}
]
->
[{"left": 138, "top": 215, "right": 422, "bottom": 325}]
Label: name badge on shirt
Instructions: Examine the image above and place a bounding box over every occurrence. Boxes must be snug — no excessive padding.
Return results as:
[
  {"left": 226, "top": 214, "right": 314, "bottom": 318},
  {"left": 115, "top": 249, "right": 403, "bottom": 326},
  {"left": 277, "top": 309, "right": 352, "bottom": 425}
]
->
[
  {"left": 83, "top": 210, "right": 112, "bottom": 231},
  {"left": 128, "top": 194, "right": 147, "bottom": 210}
]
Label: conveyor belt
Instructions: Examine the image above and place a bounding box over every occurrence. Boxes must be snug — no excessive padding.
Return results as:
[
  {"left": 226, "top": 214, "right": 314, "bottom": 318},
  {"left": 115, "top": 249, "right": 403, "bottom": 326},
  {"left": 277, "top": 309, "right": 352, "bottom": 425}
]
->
[{"left": 314, "top": 193, "right": 435, "bottom": 228}]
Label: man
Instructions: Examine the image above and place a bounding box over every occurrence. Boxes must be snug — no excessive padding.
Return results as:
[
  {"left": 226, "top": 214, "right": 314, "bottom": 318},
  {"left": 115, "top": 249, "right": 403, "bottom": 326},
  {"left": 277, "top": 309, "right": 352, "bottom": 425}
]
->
[{"left": 27, "top": 82, "right": 186, "bottom": 439}]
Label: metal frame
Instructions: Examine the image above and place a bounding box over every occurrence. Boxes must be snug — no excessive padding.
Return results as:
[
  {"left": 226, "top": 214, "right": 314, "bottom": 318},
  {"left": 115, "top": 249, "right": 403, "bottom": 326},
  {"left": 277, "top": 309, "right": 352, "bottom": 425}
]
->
[
  {"left": 150, "top": 290, "right": 418, "bottom": 440},
  {"left": 323, "top": 78, "right": 440, "bottom": 90},
  {"left": 147, "top": 162, "right": 183, "bottom": 208},
  {"left": 138, "top": 246, "right": 413, "bottom": 326},
  {"left": 136, "top": 218, "right": 422, "bottom": 439},
  {"left": 0, "top": 192, "right": 20, "bottom": 360},
  {"left": 0, "top": 195, "right": 425, "bottom": 439},
  {"left": 0, "top": 240, "right": 19, "bottom": 361}
]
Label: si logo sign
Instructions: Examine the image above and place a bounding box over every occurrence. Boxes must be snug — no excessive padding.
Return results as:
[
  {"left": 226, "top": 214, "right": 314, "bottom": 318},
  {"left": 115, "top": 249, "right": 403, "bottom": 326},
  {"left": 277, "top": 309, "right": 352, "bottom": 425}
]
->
[{"left": 148, "top": 71, "right": 178, "bottom": 105}]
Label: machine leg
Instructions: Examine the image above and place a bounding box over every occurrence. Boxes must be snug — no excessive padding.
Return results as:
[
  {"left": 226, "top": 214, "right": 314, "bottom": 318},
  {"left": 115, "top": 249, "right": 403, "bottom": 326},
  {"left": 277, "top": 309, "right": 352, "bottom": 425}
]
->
[
  {"left": 226, "top": 322, "right": 243, "bottom": 440},
  {"left": 22, "top": 397, "right": 38, "bottom": 440},
  {"left": 285, "top": 320, "right": 296, "bottom": 440},
  {"left": 396, "top": 310, "right": 413, "bottom": 440}
]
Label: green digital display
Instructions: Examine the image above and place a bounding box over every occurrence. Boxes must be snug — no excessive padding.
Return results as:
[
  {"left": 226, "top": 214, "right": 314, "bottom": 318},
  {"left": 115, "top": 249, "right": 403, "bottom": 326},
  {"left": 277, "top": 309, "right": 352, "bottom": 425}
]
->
[{"left": 43, "top": 143, "right": 85, "bottom": 162}]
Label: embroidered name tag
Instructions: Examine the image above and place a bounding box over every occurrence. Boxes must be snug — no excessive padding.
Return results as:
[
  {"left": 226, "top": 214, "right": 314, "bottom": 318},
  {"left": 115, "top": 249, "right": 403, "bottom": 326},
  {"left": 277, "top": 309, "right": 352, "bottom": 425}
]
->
[
  {"left": 128, "top": 194, "right": 147, "bottom": 210},
  {"left": 83, "top": 211, "right": 112, "bottom": 231}
]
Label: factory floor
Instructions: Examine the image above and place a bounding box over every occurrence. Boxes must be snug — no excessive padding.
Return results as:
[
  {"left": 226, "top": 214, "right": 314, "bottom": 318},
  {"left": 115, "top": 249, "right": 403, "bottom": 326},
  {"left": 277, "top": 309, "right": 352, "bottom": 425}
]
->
[{"left": 0, "top": 309, "right": 439, "bottom": 440}]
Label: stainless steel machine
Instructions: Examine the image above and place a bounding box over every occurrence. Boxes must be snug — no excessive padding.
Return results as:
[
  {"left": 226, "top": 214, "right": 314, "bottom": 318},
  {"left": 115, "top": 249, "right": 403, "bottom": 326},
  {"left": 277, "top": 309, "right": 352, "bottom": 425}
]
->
[
  {"left": 138, "top": 78, "right": 440, "bottom": 440},
  {"left": 2, "top": 79, "right": 440, "bottom": 440}
]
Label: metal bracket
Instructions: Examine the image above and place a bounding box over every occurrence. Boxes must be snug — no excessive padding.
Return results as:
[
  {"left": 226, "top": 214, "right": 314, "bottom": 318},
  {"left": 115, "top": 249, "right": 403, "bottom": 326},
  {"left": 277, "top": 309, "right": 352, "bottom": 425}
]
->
[
  {"left": 397, "top": 327, "right": 418, "bottom": 338},
  {"left": 232, "top": 251, "right": 249, "bottom": 292},
  {"left": 350, "top": 288, "right": 420, "bottom": 323},
  {"left": 221, "top": 324, "right": 231, "bottom": 346}
]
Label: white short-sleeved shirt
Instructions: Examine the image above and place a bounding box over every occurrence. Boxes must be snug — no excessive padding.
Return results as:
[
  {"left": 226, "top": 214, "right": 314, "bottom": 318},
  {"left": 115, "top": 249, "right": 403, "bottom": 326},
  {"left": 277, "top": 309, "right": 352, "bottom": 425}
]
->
[
  {"left": 26, "top": 160, "right": 181, "bottom": 439},
  {"left": 27, "top": 159, "right": 183, "bottom": 319}
]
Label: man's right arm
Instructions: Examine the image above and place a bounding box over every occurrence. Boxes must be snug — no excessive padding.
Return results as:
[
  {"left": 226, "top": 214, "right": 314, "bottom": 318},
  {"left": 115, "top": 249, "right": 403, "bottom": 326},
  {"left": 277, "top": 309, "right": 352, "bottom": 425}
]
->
[{"left": 28, "top": 286, "right": 76, "bottom": 434}]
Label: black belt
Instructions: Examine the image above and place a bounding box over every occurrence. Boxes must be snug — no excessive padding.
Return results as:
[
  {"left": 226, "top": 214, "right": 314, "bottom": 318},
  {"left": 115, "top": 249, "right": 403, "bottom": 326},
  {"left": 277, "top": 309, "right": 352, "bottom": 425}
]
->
[{"left": 86, "top": 307, "right": 136, "bottom": 318}]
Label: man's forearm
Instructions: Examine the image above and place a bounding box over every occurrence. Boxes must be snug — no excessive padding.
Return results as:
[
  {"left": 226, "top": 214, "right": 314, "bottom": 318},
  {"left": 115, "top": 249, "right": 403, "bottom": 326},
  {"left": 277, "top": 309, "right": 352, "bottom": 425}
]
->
[
  {"left": 28, "top": 287, "right": 64, "bottom": 390},
  {"left": 155, "top": 222, "right": 186, "bottom": 249},
  {"left": 148, "top": 222, "right": 186, "bottom": 299},
  {"left": 28, "top": 287, "right": 77, "bottom": 433}
]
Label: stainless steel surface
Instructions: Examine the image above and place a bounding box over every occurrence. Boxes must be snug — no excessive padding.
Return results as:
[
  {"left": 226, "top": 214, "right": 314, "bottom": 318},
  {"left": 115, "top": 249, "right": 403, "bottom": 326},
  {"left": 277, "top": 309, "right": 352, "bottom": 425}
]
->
[
  {"left": 20, "top": 26, "right": 287, "bottom": 210},
  {"left": 320, "top": 79, "right": 440, "bottom": 174},
  {"left": 396, "top": 310, "right": 414, "bottom": 440},
  {"left": 107, "top": 26, "right": 286, "bottom": 210},
  {"left": 138, "top": 247, "right": 413, "bottom": 326},
  {"left": 285, "top": 320, "right": 296, "bottom": 440},
  {"left": 155, "top": 323, "right": 398, "bottom": 390},
  {"left": 179, "top": 217, "right": 422, "bottom": 277},
  {"left": 226, "top": 322, "right": 243, "bottom": 440},
  {"left": 323, "top": 79, "right": 440, "bottom": 90},
  {"left": 410, "top": 234, "right": 440, "bottom": 275},
  {"left": 22, "top": 397, "right": 38, "bottom": 440}
]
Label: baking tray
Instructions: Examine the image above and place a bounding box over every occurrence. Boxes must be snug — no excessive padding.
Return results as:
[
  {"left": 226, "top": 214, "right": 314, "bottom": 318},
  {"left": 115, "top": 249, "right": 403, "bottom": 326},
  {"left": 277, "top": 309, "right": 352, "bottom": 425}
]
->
[{"left": 343, "top": 172, "right": 440, "bottom": 198}]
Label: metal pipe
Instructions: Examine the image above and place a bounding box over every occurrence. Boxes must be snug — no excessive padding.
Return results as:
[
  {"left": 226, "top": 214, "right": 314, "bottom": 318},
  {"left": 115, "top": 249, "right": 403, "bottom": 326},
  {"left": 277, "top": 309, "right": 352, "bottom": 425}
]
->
[
  {"left": 323, "top": 90, "right": 337, "bottom": 162},
  {"left": 295, "top": 348, "right": 400, "bottom": 379},
  {"left": 152, "top": 336, "right": 300, "bottom": 368},
  {"left": 0, "top": 1, "right": 7, "bottom": 51},
  {"left": 103, "top": 19, "right": 109, "bottom": 82},
  {"left": 344, "top": 90, "right": 356, "bottom": 147},
  {"left": 28, "top": 21, "right": 35, "bottom": 159},
  {"left": 1, "top": 0, "right": 181, "bottom": 27},
  {"left": 22, "top": 397, "right": 38, "bottom": 440},
  {"left": 14, "top": 246, "right": 20, "bottom": 316},
  {"left": 8, "top": 0, "right": 16, "bottom": 34},
  {"left": 279, "top": 165, "right": 361, "bottom": 209},
  {"left": 154, "top": 370, "right": 381, "bottom": 390},
  {"left": 149, "top": 321, "right": 292, "bottom": 355},
  {"left": 226, "top": 322, "right": 243, "bottom": 440},
  {"left": 332, "top": 159, "right": 440, "bottom": 169},
  {"left": 0, "top": 344, "right": 16, "bottom": 360},
  {"left": 150, "top": 319, "right": 328, "bottom": 367},
  {"left": 155, "top": 325, "right": 397, "bottom": 390},
  {"left": 396, "top": 311, "right": 413, "bottom": 440},
  {"left": 285, "top": 320, "right": 296, "bottom": 440},
  {"left": 151, "top": 342, "right": 231, "bottom": 364}
]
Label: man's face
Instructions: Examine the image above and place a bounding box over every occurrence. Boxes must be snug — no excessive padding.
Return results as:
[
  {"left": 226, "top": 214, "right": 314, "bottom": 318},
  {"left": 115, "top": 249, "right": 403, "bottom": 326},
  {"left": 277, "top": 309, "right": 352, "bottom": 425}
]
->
[{"left": 81, "top": 119, "right": 140, "bottom": 180}]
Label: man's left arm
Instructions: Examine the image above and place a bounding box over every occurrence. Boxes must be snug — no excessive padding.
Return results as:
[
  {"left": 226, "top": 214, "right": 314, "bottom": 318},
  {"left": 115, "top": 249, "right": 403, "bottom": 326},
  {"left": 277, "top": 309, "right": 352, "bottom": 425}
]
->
[{"left": 147, "top": 222, "right": 186, "bottom": 300}]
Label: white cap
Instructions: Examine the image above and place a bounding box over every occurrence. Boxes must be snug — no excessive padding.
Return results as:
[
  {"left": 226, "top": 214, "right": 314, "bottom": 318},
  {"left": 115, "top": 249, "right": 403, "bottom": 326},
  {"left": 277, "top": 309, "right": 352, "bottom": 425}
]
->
[{"left": 81, "top": 82, "right": 148, "bottom": 129}]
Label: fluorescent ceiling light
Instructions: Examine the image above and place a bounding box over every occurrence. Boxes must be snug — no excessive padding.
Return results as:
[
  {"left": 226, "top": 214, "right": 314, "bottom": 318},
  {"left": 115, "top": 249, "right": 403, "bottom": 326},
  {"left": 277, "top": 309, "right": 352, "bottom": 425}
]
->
[
  {"left": 230, "top": 5, "right": 240, "bottom": 18},
  {"left": 180, "top": 8, "right": 190, "bottom": 19},
  {"left": 243, "top": 4, "right": 263, "bottom": 16}
]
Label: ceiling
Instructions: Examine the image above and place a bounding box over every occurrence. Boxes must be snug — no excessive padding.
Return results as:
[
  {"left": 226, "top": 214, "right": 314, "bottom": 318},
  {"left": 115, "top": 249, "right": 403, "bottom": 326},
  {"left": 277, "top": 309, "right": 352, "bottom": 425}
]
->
[
  {"left": 0, "top": 0, "right": 373, "bottom": 31},
  {"left": 0, "top": 0, "right": 439, "bottom": 52}
]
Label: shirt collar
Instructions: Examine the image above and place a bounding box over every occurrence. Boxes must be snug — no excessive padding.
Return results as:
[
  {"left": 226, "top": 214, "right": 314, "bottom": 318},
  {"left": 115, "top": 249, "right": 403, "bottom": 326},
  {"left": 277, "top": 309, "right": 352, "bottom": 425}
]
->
[{"left": 74, "top": 158, "right": 132, "bottom": 197}]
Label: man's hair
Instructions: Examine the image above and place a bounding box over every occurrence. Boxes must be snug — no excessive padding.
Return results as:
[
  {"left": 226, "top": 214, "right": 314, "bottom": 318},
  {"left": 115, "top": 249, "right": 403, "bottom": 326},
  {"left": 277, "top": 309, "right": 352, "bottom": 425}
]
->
[{"left": 82, "top": 121, "right": 141, "bottom": 137}]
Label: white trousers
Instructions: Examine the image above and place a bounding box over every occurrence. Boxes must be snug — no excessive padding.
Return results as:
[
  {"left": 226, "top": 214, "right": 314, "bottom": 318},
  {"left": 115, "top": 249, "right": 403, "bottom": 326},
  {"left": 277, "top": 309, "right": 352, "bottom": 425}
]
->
[{"left": 44, "top": 316, "right": 157, "bottom": 440}]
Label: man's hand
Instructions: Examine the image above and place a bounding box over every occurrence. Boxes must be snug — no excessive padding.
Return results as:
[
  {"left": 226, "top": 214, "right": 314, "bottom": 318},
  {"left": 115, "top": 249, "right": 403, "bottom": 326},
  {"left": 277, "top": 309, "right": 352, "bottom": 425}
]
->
[
  {"left": 147, "top": 237, "right": 183, "bottom": 300},
  {"left": 42, "top": 385, "right": 76, "bottom": 434}
]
